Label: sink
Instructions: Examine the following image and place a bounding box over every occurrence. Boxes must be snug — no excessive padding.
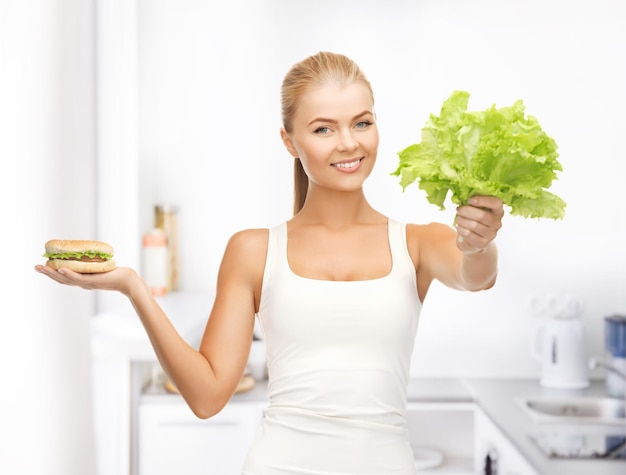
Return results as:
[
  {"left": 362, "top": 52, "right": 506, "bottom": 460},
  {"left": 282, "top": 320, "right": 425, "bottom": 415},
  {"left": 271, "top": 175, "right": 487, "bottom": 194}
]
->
[{"left": 516, "top": 396, "right": 626, "bottom": 425}]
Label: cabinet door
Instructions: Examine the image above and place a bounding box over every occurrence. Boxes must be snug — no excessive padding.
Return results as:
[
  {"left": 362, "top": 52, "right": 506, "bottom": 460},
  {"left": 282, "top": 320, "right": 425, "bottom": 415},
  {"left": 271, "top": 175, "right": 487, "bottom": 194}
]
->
[
  {"left": 406, "top": 402, "right": 475, "bottom": 474},
  {"left": 474, "top": 408, "right": 538, "bottom": 475},
  {"left": 138, "top": 402, "right": 262, "bottom": 475}
]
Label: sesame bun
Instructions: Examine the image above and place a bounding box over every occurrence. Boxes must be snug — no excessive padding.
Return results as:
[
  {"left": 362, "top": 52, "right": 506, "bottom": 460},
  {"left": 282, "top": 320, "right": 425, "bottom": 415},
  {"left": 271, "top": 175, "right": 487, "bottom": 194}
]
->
[{"left": 44, "top": 239, "right": 116, "bottom": 274}]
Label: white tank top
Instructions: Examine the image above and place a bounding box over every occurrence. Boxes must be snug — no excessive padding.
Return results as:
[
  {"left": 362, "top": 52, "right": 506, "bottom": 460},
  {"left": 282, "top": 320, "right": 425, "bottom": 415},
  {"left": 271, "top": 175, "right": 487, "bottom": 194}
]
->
[{"left": 243, "top": 219, "right": 422, "bottom": 475}]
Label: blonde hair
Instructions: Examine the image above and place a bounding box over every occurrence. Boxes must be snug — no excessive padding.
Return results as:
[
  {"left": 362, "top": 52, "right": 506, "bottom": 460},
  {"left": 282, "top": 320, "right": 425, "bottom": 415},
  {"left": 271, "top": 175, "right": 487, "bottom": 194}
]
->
[{"left": 281, "top": 52, "right": 374, "bottom": 215}]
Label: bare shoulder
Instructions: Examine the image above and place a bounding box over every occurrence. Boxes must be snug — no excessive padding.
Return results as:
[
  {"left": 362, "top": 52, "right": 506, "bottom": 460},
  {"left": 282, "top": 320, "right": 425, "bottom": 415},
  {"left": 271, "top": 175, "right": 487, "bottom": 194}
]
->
[
  {"left": 405, "top": 221, "right": 456, "bottom": 251},
  {"left": 405, "top": 221, "right": 457, "bottom": 271},
  {"left": 227, "top": 228, "right": 269, "bottom": 251},
  {"left": 405, "top": 221, "right": 460, "bottom": 298},
  {"left": 217, "top": 228, "right": 270, "bottom": 309},
  {"left": 223, "top": 228, "right": 269, "bottom": 268}
]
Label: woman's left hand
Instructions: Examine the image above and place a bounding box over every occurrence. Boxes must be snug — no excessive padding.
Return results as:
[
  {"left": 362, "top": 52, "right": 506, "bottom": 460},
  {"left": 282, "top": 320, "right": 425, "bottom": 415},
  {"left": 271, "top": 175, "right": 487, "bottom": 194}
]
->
[{"left": 455, "top": 196, "right": 504, "bottom": 255}]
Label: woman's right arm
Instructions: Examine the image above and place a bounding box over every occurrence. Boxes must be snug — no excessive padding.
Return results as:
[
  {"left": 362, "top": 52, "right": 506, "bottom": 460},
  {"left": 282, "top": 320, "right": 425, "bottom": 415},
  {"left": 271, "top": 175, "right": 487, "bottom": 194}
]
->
[
  {"left": 34, "top": 228, "right": 267, "bottom": 419},
  {"left": 154, "top": 228, "right": 267, "bottom": 417}
]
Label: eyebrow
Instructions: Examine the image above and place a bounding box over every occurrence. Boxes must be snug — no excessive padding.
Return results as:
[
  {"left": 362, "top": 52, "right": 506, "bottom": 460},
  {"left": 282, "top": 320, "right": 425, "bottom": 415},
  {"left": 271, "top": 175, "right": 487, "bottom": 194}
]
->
[{"left": 307, "top": 110, "right": 373, "bottom": 127}]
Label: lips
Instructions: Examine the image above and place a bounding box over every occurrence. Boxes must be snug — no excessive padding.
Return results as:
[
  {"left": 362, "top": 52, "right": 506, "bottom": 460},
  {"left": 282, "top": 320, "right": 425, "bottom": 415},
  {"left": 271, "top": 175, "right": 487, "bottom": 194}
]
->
[{"left": 331, "top": 158, "right": 363, "bottom": 170}]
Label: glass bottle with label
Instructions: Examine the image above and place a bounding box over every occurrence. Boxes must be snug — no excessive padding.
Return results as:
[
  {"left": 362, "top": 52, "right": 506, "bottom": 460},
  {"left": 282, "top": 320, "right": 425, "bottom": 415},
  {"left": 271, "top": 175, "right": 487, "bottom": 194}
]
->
[
  {"left": 154, "top": 204, "right": 179, "bottom": 291},
  {"left": 142, "top": 228, "right": 168, "bottom": 296}
]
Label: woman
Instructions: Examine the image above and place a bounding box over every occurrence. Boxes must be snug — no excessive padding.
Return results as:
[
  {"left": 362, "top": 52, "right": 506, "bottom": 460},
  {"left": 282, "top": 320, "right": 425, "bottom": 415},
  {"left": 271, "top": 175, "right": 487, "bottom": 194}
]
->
[{"left": 36, "top": 51, "right": 503, "bottom": 474}]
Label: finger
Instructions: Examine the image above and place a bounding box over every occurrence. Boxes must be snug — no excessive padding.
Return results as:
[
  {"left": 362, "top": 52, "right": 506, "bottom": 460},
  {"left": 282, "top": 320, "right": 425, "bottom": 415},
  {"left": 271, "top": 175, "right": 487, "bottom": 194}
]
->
[
  {"left": 456, "top": 213, "right": 499, "bottom": 240},
  {"left": 458, "top": 205, "right": 504, "bottom": 231},
  {"left": 36, "top": 264, "right": 83, "bottom": 285},
  {"left": 455, "top": 213, "right": 500, "bottom": 252},
  {"left": 456, "top": 226, "right": 489, "bottom": 252},
  {"left": 468, "top": 196, "right": 504, "bottom": 217}
]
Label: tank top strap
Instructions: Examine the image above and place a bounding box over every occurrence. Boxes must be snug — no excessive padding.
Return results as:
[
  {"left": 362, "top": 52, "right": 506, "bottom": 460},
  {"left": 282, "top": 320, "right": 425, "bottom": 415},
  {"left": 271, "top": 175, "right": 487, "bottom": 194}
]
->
[
  {"left": 262, "top": 222, "right": 287, "bottom": 291},
  {"left": 387, "top": 219, "right": 417, "bottom": 286}
]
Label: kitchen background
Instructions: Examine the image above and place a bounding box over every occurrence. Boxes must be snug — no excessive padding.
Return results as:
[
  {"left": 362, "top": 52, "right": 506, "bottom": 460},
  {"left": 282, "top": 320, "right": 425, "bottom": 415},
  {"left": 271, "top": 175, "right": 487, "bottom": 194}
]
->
[{"left": 1, "top": 0, "right": 624, "bottom": 474}]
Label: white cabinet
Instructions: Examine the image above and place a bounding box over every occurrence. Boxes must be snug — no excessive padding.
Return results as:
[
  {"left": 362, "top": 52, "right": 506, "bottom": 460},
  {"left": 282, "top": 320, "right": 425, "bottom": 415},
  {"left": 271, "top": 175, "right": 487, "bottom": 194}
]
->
[
  {"left": 137, "top": 400, "right": 476, "bottom": 475},
  {"left": 474, "top": 408, "right": 538, "bottom": 475},
  {"left": 406, "top": 402, "right": 475, "bottom": 474},
  {"left": 138, "top": 399, "right": 264, "bottom": 475}
]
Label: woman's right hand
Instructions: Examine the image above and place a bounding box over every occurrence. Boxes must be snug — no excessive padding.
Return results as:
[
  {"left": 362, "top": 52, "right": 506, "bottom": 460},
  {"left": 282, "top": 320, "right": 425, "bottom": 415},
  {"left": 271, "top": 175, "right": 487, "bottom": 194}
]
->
[{"left": 34, "top": 264, "right": 140, "bottom": 296}]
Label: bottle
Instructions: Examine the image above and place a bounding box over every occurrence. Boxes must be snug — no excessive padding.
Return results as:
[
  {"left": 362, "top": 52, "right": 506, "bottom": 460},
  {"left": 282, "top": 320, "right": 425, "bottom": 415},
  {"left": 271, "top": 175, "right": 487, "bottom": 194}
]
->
[
  {"left": 154, "top": 205, "right": 179, "bottom": 291},
  {"left": 142, "top": 228, "right": 168, "bottom": 296}
]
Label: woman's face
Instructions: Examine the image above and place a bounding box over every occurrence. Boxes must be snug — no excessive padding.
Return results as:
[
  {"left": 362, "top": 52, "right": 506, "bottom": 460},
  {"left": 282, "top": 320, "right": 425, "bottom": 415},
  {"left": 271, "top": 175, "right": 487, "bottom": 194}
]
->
[{"left": 281, "top": 81, "right": 379, "bottom": 193}]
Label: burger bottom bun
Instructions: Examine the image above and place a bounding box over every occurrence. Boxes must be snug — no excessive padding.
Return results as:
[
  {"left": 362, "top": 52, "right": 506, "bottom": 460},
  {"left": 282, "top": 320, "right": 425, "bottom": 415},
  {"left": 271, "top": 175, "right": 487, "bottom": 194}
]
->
[{"left": 46, "top": 259, "right": 116, "bottom": 274}]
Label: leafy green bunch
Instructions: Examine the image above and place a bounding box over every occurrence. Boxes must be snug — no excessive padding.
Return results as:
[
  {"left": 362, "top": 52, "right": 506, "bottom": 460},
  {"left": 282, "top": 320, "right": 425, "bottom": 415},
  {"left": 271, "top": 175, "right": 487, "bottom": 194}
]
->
[{"left": 392, "top": 90, "right": 566, "bottom": 219}]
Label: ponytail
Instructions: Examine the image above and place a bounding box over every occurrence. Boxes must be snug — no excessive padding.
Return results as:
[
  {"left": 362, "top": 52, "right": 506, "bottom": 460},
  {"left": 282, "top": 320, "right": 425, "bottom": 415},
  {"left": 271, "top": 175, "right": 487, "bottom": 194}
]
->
[{"left": 293, "top": 158, "right": 308, "bottom": 215}]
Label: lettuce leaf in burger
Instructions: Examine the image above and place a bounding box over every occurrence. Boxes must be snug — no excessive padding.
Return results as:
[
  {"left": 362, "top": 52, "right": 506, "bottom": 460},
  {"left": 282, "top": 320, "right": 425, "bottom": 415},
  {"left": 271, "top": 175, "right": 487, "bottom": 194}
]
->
[{"left": 43, "top": 239, "right": 116, "bottom": 273}]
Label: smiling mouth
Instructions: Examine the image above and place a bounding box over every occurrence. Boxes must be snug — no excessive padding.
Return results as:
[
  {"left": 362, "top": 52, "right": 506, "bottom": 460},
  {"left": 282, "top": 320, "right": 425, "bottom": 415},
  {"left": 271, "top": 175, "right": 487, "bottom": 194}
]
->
[{"left": 331, "top": 158, "right": 363, "bottom": 169}]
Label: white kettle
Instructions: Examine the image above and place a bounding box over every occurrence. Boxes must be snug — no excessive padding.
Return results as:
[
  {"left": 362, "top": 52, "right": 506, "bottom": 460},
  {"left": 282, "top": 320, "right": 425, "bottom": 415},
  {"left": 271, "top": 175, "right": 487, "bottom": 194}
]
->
[{"left": 531, "top": 295, "right": 589, "bottom": 389}]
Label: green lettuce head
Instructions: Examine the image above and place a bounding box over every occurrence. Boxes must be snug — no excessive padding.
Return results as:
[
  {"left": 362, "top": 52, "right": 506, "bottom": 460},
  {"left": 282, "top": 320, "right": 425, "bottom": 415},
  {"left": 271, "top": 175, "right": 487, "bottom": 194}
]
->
[{"left": 391, "top": 90, "right": 566, "bottom": 219}]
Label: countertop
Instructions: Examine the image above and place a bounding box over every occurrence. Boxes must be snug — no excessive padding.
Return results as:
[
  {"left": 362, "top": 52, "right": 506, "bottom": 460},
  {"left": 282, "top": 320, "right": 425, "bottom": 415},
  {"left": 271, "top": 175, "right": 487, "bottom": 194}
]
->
[
  {"left": 93, "top": 292, "right": 624, "bottom": 474},
  {"left": 141, "top": 377, "right": 625, "bottom": 474},
  {"left": 464, "top": 378, "right": 625, "bottom": 475}
]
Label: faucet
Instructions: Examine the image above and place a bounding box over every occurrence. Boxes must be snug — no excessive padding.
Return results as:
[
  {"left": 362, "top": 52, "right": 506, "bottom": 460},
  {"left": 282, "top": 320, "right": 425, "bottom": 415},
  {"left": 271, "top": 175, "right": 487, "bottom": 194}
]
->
[
  {"left": 589, "top": 357, "right": 626, "bottom": 398},
  {"left": 589, "top": 357, "right": 626, "bottom": 380}
]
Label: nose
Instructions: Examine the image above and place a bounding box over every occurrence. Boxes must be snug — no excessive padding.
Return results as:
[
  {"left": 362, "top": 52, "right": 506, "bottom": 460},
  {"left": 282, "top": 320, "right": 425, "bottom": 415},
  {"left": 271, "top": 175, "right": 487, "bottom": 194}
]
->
[{"left": 336, "top": 130, "right": 358, "bottom": 152}]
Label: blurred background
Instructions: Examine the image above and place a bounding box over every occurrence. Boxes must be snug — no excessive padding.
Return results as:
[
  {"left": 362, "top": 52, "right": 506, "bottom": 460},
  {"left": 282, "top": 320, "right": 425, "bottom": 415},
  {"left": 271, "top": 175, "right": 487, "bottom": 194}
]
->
[{"left": 1, "top": 0, "right": 624, "bottom": 474}]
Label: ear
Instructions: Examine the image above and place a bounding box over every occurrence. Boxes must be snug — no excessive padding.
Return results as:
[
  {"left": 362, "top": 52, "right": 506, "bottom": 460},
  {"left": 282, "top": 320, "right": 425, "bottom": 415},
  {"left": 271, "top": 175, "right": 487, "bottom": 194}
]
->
[{"left": 280, "top": 128, "right": 298, "bottom": 158}]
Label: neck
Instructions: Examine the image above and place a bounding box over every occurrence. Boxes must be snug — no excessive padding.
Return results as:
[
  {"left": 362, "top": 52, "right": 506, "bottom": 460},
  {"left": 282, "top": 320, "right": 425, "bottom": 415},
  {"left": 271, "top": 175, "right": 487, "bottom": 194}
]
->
[{"left": 293, "top": 187, "right": 382, "bottom": 228}]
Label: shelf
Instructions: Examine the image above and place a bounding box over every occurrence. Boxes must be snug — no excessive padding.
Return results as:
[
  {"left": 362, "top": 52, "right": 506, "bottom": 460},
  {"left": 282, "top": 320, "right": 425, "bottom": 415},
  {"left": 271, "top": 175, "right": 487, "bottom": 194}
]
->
[{"left": 92, "top": 290, "right": 212, "bottom": 360}]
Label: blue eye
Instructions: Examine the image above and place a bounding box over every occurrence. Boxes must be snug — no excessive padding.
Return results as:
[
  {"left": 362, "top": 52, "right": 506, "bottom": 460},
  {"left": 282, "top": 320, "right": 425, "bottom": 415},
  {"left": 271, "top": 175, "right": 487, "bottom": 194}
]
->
[
  {"left": 314, "top": 126, "right": 330, "bottom": 134},
  {"left": 356, "top": 121, "right": 372, "bottom": 129}
]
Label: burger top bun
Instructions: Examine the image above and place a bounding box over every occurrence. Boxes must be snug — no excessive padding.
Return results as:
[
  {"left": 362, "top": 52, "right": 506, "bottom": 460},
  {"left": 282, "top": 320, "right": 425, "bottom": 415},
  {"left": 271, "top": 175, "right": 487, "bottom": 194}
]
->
[
  {"left": 44, "top": 239, "right": 116, "bottom": 274},
  {"left": 45, "top": 239, "right": 114, "bottom": 256}
]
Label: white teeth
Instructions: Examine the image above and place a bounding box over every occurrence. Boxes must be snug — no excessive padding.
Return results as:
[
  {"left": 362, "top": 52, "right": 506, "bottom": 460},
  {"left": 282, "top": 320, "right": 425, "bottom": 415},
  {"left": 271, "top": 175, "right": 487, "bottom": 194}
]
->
[{"left": 333, "top": 159, "right": 361, "bottom": 169}]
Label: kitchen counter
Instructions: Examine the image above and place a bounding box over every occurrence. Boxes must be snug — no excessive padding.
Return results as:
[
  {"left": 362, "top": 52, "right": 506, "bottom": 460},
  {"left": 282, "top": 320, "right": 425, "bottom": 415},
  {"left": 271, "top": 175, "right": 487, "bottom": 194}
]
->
[
  {"left": 91, "top": 293, "right": 624, "bottom": 475},
  {"left": 407, "top": 377, "right": 474, "bottom": 403},
  {"left": 231, "top": 378, "right": 625, "bottom": 474},
  {"left": 464, "top": 378, "right": 625, "bottom": 475},
  {"left": 142, "top": 377, "right": 475, "bottom": 405},
  {"left": 140, "top": 378, "right": 624, "bottom": 474}
]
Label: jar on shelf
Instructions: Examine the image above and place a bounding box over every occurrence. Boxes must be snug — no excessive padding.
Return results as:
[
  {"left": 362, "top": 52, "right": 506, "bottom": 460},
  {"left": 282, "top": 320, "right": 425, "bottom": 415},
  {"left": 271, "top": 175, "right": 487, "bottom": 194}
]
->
[{"left": 154, "top": 204, "right": 179, "bottom": 291}]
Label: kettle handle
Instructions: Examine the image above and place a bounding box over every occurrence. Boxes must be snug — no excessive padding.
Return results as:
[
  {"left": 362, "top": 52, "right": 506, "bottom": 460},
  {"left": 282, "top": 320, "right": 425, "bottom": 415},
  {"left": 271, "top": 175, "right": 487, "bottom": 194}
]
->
[{"left": 531, "top": 322, "right": 545, "bottom": 362}]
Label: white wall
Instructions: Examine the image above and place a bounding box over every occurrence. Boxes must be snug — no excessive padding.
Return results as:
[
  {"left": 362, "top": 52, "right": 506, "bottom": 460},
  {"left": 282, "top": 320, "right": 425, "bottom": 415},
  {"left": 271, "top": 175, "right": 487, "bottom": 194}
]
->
[
  {"left": 134, "top": 0, "right": 626, "bottom": 379},
  {"left": 0, "top": 0, "right": 97, "bottom": 474}
]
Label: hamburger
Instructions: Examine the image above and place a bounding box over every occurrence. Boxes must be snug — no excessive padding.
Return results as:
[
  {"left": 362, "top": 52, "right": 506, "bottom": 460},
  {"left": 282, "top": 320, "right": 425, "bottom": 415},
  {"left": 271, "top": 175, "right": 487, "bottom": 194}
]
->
[{"left": 43, "top": 239, "right": 116, "bottom": 273}]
